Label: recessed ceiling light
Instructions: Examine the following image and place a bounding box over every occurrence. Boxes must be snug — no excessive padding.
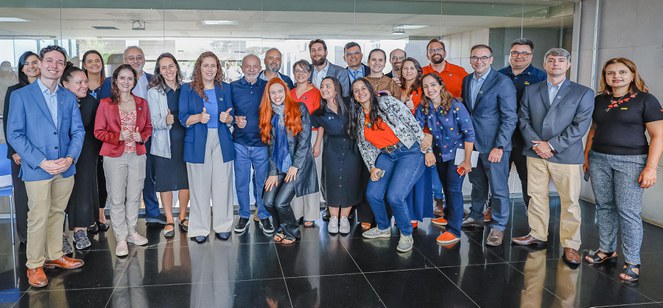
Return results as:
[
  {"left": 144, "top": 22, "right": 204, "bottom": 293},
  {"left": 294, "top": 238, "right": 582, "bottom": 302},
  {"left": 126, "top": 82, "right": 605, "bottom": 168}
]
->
[
  {"left": 0, "top": 17, "right": 28, "bottom": 22},
  {"left": 399, "top": 24, "right": 428, "bottom": 30},
  {"left": 202, "top": 20, "right": 239, "bottom": 26},
  {"left": 92, "top": 26, "right": 119, "bottom": 30}
]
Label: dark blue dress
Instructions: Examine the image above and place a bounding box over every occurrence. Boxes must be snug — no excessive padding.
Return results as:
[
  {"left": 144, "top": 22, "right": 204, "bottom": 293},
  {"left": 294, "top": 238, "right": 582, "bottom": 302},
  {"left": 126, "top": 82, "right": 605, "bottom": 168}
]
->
[{"left": 154, "top": 87, "right": 189, "bottom": 191}]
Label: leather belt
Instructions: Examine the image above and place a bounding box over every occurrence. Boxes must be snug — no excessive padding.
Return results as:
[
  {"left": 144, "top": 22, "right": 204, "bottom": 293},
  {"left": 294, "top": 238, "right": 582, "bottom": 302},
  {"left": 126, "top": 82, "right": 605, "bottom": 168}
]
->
[{"left": 382, "top": 142, "right": 404, "bottom": 154}]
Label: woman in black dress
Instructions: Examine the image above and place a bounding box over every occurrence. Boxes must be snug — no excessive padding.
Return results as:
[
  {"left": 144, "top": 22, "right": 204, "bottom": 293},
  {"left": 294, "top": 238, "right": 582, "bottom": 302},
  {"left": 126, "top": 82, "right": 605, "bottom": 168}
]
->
[
  {"left": 2, "top": 51, "right": 40, "bottom": 244},
  {"left": 61, "top": 64, "right": 101, "bottom": 250},
  {"left": 147, "top": 53, "right": 189, "bottom": 237},
  {"left": 311, "top": 77, "right": 363, "bottom": 234}
]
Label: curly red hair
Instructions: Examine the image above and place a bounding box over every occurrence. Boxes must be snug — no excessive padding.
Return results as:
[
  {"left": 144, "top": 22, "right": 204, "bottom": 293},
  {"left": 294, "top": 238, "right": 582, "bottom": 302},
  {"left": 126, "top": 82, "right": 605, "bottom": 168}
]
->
[{"left": 259, "top": 79, "right": 302, "bottom": 144}]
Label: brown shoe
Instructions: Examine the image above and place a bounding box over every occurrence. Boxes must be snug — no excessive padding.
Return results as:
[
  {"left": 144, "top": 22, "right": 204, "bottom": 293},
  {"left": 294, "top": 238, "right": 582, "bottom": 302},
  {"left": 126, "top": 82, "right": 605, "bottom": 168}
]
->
[
  {"left": 483, "top": 207, "right": 492, "bottom": 223},
  {"left": 563, "top": 248, "right": 581, "bottom": 265},
  {"left": 486, "top": 229, "right": 503, "bottom": 247},
  {"left": 44, "top": 255, "right": 84, "bottom": 270},
  {"left": 433, "top": 198, "right": 445, "bottom": 217},
  {"left": 512, "top": 234, "right": 547, "bottom": 247},
  {"left": 27, "top": 267, "right": 48, "bottom": 288}
]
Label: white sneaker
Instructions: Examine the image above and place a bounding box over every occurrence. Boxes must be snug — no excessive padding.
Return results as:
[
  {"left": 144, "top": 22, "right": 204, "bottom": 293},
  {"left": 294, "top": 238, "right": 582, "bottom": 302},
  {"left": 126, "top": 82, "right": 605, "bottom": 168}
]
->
[
  {"left": 328, "top": 216, "right": 339, "bottom": 234},
  {"left": 362, "top": 227, "right": 391, "bottom": 239},
  {"left": 339, "top": 216, "right": 351, "bottom": 234},
  {"left": 397, "top": 234, "right": 414, "bottom": 252},
  {"left": 126, "top": 232, "right": 148, "bottom": 246},
  {"left": 115, "top": 241, "right": 129, "bottom": 257}
]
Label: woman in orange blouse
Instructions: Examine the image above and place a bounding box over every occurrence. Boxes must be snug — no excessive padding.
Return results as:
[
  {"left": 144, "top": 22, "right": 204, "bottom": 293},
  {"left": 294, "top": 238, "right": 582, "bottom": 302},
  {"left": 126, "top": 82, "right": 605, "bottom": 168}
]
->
[{"left": 399, "top": 57, "right": 424, "bottom": 112}]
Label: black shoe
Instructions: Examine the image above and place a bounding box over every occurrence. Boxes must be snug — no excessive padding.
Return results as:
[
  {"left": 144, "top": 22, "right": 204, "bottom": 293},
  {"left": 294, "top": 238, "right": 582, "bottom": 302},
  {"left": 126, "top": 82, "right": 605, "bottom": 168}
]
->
[
  {"left": 97, "top": 221, "right": 110, "bottom": 232},
  {"left": 215, "top": 232, "right": 231, "bottom": 240},
  {"left": 259, "top": 218, "right": 275, "bottom": 234},
  {"left": 87, "top": 223, "right": 99, "bottom": 234},
  {"left": 191, "top": 236, "right": 207, "bottom": 244},
  {"left": 234, "top": 218, "right": 250, "bottom": 233},
  {"left": 322, "top": 208, "right": 331, "bottom": 221}
]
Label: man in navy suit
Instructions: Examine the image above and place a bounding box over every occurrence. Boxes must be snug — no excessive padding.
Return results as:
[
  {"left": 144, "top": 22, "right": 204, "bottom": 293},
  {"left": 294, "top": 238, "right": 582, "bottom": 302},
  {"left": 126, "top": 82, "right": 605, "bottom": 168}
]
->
[
  {"left": 512, "top": 48, "right": 594, "bottom": 266},
  {"left": 460, "top": 44, "right": 518, "bottom": 247},
  {"left": 99, "top": 46, "right": 164, "bottom": 225},
  {"left": 7, "top": 45, "right": 86, "bottom": 287},
  {"left": 343, "top": 41, "right": 370, "bottom": 85}
]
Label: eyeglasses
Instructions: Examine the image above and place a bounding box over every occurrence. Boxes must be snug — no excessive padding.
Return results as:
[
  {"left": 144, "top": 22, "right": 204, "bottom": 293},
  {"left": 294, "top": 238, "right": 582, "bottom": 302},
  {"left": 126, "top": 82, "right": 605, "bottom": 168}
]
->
[
  {"left": 126, "top": 56, "right": 144, "bottom": 62},
  {"left": 390, "top": 56, "right": 405, "bottom": 61},
  {"left": 470, "top": 56, "right": 492, "bottom": 62},
  {"left": 294, "top": 69, "right": 310, "bottom": 74},
  {"left": 345, "top": 50, "right": 362, "bottom": 57},
  {"left": 510, "top": 51, "right": 532, "bottom": 57},
  {"left": 427, "top": 48, "right": 445, "bottom": 54}
]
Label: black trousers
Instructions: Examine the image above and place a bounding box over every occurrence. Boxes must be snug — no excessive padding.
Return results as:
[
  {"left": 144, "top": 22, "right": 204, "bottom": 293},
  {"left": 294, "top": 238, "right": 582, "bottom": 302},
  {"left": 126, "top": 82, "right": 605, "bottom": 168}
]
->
[
  {"left": 509, "top": 143, "right": 530, "bottom": 207},
  {"left": 10, "top": 160, "right": 28, "bottom": 243},
  {"left": 263, "top": 173, "right": 300, "bottom": 239}
]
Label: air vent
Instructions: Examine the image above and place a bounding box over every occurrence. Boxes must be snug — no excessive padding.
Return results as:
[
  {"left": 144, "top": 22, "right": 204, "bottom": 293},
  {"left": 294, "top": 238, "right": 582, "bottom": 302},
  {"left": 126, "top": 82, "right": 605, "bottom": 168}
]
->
[{"left": 92, "top": 26, "right": 119, "bottom": 30}]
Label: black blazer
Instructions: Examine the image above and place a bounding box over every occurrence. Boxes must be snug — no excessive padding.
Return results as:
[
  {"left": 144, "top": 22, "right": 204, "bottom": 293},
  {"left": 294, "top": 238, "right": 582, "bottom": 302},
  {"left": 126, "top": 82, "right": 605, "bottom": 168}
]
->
[{"left": 3, "top": 83, "right": 25, "bottom": 159}]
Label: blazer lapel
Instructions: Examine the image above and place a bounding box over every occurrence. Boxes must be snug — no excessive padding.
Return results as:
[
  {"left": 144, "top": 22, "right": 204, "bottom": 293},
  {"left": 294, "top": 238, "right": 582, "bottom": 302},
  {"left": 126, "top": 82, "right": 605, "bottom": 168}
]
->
[
  {"left": 29, "top": 83, "right": 57, "bottom": 128},
  {"left": 56, "top": 89, "right": 67, "bottom": 129},
  {"left": 472, "top": 70, "right": 496, "bottom": 110},
  {"left": 462, "top": 76, "right": 472, "bottom": 113},
  {"left": 548, "top": 80, "right": 571, "bottom": 112},
  {"left": 539, "top": 82, "right": 551, "bottom": 111}
]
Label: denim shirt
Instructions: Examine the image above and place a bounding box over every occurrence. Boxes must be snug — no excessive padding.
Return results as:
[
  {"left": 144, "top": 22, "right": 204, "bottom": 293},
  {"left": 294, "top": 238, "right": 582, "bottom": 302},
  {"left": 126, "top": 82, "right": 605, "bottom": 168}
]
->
[
  {"left": 355, "top": 95, "right": 424, "bottom": 169},
  {"left": 415, "top": 99, "right": 475, "bottom": 162}
]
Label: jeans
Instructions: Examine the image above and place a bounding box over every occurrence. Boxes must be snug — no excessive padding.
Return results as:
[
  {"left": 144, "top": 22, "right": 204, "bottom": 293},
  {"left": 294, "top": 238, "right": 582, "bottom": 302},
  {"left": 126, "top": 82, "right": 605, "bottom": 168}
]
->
[
  {"left": 234, "top": 143, "right": 270, "bottom": 219},
  {"left": 589, "top": 151, "right": 646, "bottom": 264},
  {"left": 468, "top": 152, "right": 511, "bottom": 231},
  {"left": 366, "top": 143, "right": 425, "bottom": 236},
  {"left": 143, "top": 140, "right": 160, "bottom": 219},
  {"left": 263, "top": 173, "right": 300, "bottom": 239},
  {"left": 436, "top": 159, "right": 465, "bottom": 237},
  {"left": 431, "top": 167, "right": 445, "bottom": 199}
]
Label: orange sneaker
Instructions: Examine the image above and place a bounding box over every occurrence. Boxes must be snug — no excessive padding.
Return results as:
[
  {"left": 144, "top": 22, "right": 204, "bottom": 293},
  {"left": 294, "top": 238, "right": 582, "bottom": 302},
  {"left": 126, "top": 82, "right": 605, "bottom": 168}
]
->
[
  {"left": 436, "top": 231, "right": 460, "bottom": 245},
  {"left": 431, "top": 217, "right": 448, "bottom": 226},
  {"left": 411, "top": 220, "right": 418, "bottom": 229},
  {"left": 483, "top": 207, "right": 492, "bottom": 223}
]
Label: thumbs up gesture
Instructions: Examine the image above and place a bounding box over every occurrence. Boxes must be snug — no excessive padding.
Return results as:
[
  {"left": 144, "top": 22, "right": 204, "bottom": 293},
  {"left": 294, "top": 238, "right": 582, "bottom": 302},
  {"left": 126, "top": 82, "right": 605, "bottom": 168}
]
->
[
  {"left": 165, "top": 108, "right": 175, "bottom": 125},
  {"left": 200, "top": 107, "right": 210, "bottom": 124},
  {"left": 405, "top": 94, "right": 415, "bottom": 111},
  {"left": 219, "top": 107, "right": 233, "bottom": 124},
  {"left": 121, "top": 129, "right": 132, "bottom": 141},
  {"left": 132, "top": 126, "right": 142, "bottom": 142}
]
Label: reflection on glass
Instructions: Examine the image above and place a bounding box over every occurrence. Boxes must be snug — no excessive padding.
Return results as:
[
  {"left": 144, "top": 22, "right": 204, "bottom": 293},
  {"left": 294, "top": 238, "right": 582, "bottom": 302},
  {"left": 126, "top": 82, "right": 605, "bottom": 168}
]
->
[{"left": 520, "top": 249, "right": 579, "bottom": 308}]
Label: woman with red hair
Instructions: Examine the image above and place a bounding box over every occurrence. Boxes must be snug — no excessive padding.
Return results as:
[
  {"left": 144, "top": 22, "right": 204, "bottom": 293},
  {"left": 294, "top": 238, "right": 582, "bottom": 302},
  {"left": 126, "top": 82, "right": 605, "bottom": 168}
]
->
[{"left": 260, "top": 78, "right": 318, "bottom": 245}]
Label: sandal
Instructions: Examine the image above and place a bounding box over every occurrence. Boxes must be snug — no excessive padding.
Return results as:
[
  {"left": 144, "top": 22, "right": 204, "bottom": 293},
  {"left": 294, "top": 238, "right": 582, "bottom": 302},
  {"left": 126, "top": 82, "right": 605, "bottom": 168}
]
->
[
  {"left": 585, "top": 250, "right": 617, "bottom": 264},
  {"left": 179, "top": 218, "right": 189, "bottom": 233},
  {"left": 163, "top": 223, "right": 175, "bottom": 238},
  {"left": 361, "top": 222, "right": 372, "bottom": 231},
  {"left": 280, "top": 235, "right": 297, "bottom": 246},
  {"left": 620, "top": 263, "right": 640, "bottom": 282},
  {"left": 273, "top": 233, "right": 285, "bottom": 243},
  {"left": 304, "top": 221, "right": 314, "bottom": 228}
]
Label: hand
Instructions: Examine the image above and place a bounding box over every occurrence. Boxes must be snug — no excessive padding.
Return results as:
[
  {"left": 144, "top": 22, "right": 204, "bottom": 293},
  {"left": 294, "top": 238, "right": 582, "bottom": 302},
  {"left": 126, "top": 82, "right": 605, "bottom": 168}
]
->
[
  {"left": 264, "top": 175, "right": 279, "bottom": 192},
  {"left": 200, "top": 107, "right": 210, "bottom": 124},
  {"left": 165, "top": 108, "right": 175, "bottom": 125},
  {"left": 459, "top": 160, "right": 473, "bottom": 174},
  {"left": 235, "top": 115, "right": 247, "bottom": 129},
  {"left": 219, "top": 107, "right": 233, "bottom": 124},
  {"left": 424, "top": 152, "right": 436, "bottom": 167},
  {"left": 420, "top": 133, "right": 433, "bottom": 152},
  {"left": 120, "top": 129, "right": 132, "bottom": 141},
  {"left": 55, "top": 157, "right": 74, "bottom": 173},
  {"left": 638, "top": 166, "right": 657, "bottom": 188},
  {"left": 532, "top": 140, "right": 553, "bottom": 159},
  {"left": 370, "top": 167, "right": 383, "bottom": 181},
  {"left": 284, "top": 166, "right": 298, "bottom": 183},
  {"left": 392, "top": 76, "right": 401, "bottom": 86},
  {"left": 132, "top": 126, "right": 142, "bottom": 142},
  {"left": 39, "top": 159, "right": 67, "bottom": 175},
  {"left": 11, "top": 153, "right": 21, "bottom": 165},
  {"left": 405, "top": 94, "right": 415, "bottom": 111},
  {"left": 582, "top": 161, "right": 589, "bottom": 173},
  {"left": 488, "top": 147, "right": 503, "bottom": 163},
  {"left": 313, "top": 144, "right": 321, "bottom": 158}
]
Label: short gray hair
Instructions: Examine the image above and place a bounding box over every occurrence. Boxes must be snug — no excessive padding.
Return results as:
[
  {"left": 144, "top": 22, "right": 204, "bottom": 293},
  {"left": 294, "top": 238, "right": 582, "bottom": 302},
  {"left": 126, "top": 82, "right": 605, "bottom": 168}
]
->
[{"left": 544, "top": 48, "right": 571, "bottom": 62}]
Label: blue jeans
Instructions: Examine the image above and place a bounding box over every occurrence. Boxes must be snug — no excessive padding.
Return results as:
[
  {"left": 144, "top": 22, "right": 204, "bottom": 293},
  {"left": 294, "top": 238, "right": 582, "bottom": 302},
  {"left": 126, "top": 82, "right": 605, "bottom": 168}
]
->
[
  {"left": 366, "top": 143, "right": 425, "bottom": 236},
  {"left": 468, "top": 152, "right": 511, "bottom": 231},
  {"left": 431, "top": 167, "right": 445, "bottom": 199},
  {"left": 436, "top": 159, "right": 465, "bottom": 237},
  {"left": 143, "top": 140, "right": 160, "bottom": 218},
  {"left": 234, "top": 143, "right": 270, "bottom": 219}
]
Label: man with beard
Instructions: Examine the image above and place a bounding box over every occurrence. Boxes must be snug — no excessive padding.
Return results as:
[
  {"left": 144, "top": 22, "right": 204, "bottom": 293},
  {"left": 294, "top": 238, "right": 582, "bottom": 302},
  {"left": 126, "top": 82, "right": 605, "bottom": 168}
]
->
[
  {"left": 309, "top": 39, "right": 350, "bottom": 98},
  {"left": 258, "top": 48, "right": 294, "bottom": 89},
  {"left": 385, "top": 48, "right": 406, "bottom": 80},
  {"left": 422, "top": 39, "right": 468, "bottom": 98}
]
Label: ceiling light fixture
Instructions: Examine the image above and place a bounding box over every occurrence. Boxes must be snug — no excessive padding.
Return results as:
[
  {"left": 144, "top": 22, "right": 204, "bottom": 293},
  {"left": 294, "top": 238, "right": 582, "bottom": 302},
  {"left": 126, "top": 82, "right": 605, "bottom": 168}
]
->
[
  {"left": 202, "top": 20, "right": 239, "bottom": 26},
  {"left": 132, "top": 20, "right": 145, "bottom": 30},
  {"left": 398, "top": 24, "right": 428, "bottom": 30},
  {"left": 0, "top": 17, "right": 28, "bottom": 22},
  {"left": 392, "top": 26, "right": 405, "bottom": 35}
]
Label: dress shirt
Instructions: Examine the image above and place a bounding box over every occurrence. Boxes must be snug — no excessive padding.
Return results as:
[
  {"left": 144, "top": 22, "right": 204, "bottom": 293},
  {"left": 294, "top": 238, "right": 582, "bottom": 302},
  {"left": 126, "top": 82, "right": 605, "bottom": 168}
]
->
[
  {"left": 133, "top": 72, "right": 149, "bottom": 99},
  {"left": 547, "top": 79, "right": 565, "bottom": 105},
  {"left": 348, "top": 67, "right": 364, "bottom": 83},
  {"left": 469, "top": 67, "right": 491, "bottom": 109},
  {"left": 36, "top": 79, "right": 59, "bottom": 127},
  {"left": 312, "top": 61, "right": 330, "bottom": 89}
]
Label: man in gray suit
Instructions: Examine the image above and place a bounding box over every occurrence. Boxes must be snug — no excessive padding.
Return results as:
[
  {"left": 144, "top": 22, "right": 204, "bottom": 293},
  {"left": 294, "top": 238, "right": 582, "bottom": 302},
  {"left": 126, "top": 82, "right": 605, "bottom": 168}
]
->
[
  {"left": 309, "top": 39, "right": 351, "bottom": 98},
  {"left": 512, "top": 48, "right": 594, "bottom": 266},
  {"left": 460, "top": 44, "right": 518, "bottom": 247}
]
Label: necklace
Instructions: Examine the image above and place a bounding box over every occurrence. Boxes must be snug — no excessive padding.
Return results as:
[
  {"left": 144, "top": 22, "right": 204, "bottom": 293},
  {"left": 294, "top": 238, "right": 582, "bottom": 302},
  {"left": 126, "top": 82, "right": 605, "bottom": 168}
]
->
[{"left": 605, "top": 92, "right": 636, "bottom": 112}]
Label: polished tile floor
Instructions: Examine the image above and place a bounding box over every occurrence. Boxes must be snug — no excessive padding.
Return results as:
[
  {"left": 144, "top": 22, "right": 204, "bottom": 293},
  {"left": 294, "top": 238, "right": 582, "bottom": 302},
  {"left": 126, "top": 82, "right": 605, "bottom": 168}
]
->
[{"left": 1, "top": 198, "right": 663, "bottom": 307}]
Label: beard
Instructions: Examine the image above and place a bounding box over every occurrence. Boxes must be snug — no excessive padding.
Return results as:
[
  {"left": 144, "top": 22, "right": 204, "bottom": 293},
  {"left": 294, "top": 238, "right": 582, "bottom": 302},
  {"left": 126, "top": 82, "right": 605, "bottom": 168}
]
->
[
  {"left": 311, "top": 56, "right": 326, "bottom": 66},
  {"left": 430, "top": 55, "right": 445, "bottom": 65}
]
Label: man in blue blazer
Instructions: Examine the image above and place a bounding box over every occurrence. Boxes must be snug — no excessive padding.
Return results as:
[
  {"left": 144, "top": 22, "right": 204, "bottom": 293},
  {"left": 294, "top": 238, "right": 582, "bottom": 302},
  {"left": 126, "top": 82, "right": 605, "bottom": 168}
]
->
[
  {"left": 309, "top": 39, "right": 351, "bottom": 98},
  {"left": 7, "top": 45, "right": 86, "bottom": 287},
  {"left": 99, "top": 46, "right": 163, "bottom": 226},
  {"left": 512, "top": 48, "right": 594, "bottom": 266},
  {"left": 461, "top": 44, "right": 518, "bottom": 247},
  {"left": 343, "top": 41, "right": 370, "bottom": 86}
]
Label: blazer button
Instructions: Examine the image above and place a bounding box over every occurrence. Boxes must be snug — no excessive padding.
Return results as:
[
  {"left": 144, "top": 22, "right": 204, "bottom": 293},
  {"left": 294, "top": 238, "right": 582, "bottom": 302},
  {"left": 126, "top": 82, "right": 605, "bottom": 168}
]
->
[
  {"left": 53, "top": 131, "right": 57, "bottom": 135},
  {"left": 54, "top": 146, "right": 58, "bottom": 149}
]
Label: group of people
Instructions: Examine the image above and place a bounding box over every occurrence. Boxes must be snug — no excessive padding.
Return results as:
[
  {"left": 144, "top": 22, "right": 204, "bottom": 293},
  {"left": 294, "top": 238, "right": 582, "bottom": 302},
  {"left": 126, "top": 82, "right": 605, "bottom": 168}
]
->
[{"left": 4, "top": 36, "right": 661, "bottom": 288}]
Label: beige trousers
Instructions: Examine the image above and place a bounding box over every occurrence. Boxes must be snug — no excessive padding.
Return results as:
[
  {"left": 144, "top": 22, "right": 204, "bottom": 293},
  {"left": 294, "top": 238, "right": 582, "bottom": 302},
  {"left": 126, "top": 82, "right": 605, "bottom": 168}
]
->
[
  {"left": 526, "top": 157, "right": 582, "bottom": 250},
  {"left": 25, "top": 174, "right": 75, "bottom": 268}
]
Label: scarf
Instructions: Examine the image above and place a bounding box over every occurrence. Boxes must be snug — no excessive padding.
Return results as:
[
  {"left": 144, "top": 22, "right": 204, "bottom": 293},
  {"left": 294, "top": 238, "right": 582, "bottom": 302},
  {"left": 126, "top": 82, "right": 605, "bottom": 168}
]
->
[{"left": 271, "top": 103, "right": 292, "bottom": 173}]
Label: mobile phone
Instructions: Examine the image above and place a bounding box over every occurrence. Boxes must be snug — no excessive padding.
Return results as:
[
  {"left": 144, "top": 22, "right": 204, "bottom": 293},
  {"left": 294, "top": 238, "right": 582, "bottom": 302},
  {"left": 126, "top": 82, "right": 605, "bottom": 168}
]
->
[
  {"left": 456, "top": 166, "right": 466, "bottom": 176},
  {"left": 377, "top": 169, "right": 385, "bottom": 178},
  {"left": 377, "top": 90, "right": 388, "bottom": 97}
]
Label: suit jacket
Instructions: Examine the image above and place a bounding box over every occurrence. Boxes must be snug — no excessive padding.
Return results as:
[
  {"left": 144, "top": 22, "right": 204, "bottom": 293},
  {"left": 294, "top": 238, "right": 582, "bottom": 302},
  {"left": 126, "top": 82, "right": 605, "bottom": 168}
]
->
[
  {"left": 99, "top": 73, "right": 153, "bottom": 99},
  {"left": 7, "top": 81, "right": 85, "bottom": 181},
  {"left": 326, "top": 63, "right": 351, "bottom": 98},
  {"left": 178, "top": 82, "right": 235, "bottom": 164},
  {"left": 267, "top": 102, "right": 319, "bottom": 197},
  {"left": 461, "top": 69, "right": 517, "bottom": 153},
  {"left": 94, "top": 95, "right": 153, "bottom": 157},
  {"left": 519, "top": 79, "right": 594, "bottom": 164}
]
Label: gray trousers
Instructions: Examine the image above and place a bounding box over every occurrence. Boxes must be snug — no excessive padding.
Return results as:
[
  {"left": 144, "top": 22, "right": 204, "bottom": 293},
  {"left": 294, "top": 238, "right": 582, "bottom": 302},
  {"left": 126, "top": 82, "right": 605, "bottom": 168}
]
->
[
  {"left": 589, "top": 151, "right": 646, "bottom": 264},
  {"left": 292, "top": 130, "right": 322, "bottom": 221},
  {"left": 186, "top": 129, "right": 234, "bottom": 237},
  {"left": 104, "top": 152, "right": 147, "bottom": 242}
]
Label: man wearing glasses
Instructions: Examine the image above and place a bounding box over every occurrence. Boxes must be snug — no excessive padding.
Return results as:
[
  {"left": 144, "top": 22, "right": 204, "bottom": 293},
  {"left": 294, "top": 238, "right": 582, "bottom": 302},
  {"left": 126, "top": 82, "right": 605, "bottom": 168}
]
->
[
  {"left": 385, "top": 48, "right": 406, "bottom": 81},
  {"left": 499, "top": 38, "right": 547, "bottom": 209},
  {"left": 343, "top": 42, "right": 369, "bottom": 85},
  {"left": 422, "top": 39, "right": 468, "bottom": 98},
  {"left": 460, "top": 44, "right": 517, "bottom": 247}
]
